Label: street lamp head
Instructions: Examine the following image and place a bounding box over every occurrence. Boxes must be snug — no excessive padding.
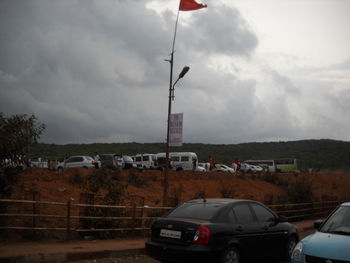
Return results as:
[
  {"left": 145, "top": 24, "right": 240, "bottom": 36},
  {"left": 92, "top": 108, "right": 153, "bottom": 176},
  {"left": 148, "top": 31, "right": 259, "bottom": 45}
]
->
[{"left": 178, "top": 66, "right": 190, "bottom": 79}]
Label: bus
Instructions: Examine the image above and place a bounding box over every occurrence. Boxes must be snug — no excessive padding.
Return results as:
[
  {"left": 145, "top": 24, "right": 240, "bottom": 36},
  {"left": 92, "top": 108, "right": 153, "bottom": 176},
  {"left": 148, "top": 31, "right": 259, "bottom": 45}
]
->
[
  {"left": 245, "top": 160, "right": 276, "bottom": 172},
  {"left": 156, "top": 152, "right": 198, "bottom": 171},
  {"left": 274, "top": 158, "right": 298, "bottom": 173}
]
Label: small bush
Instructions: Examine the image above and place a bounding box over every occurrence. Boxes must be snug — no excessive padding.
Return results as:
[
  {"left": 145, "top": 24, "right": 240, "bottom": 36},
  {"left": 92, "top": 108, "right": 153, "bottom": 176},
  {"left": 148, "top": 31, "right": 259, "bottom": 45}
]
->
[
  {"left": 261, "top": 173, "right": 278, "bottom": 184},
  {"left": 111, "top": 170, "right": 122, "bottom": 181},
  {"left": 85, "top": 168, "right": 112, "bottom": 193},
  {"left": 148, "top": 175, "right": 158, "bottom": 182},
  {"left": 237, "top": 173, "right": 245, "bottom": 180},
  {"left": 0, "top": 167, "right": 21, "bottom": 198},
  {"left": 192, "top": 190, "right": 207, "bottom": 199},
  {"left": 287, "top": 177, "right": 314, "bottom": 203},
  {"left": 127, "top": 171, "right": 148, "bottom": 187},
  {"left": 104, "top": 183, "right": 126, "bottom": 204},
  {"left": 278, "top": 177, "right": 314, "bottom": 203},
  {"left": 68, "top": 169, "right": 85, "bottom": 186},
  {"left": 170, "top": 184, "right": 185, "bottom": 206},
  {"left": 219, "top": 183, "right": 236, "bottom": 198}
]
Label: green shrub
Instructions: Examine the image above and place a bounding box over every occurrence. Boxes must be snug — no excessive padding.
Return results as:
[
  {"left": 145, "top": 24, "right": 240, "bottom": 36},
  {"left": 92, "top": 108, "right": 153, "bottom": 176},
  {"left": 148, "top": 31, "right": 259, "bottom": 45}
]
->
[
  {"left": 68, "top": 169, "right": 85, "bottom": 186},
  {"left": 277, "top": 177, "right": 314, "bottom": 203},
  {"left": 261, "top": 173, "right": 278, "bottom": 184},
  {"left": 0, "top": 167, "right": 21, "bottom": 198},
  {"left": 80, "top": 168, "right": 126, "bottom": 238},
  {"left": 286, "top": 177, "right": 314, "bottom": 203},
  {"left": 169, "top": 185, "right": 185, "bottom": 206},
  {"left": 127, "top": 171, "right": 148, "bottom": 187},
  {"left": 219, "top": 183, "right": 236, "bottom": 198},
  {"left": 192, "top": 190, "right": 207, "bottom": 199},
  {"left": 85, "top": 168, "right": 112, "bottom": 193}
]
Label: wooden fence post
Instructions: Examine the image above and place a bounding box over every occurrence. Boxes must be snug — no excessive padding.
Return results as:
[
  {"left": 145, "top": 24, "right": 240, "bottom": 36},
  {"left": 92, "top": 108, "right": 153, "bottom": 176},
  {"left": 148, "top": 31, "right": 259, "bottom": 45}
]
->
[
  {"left": 66, "top": 199, "right": 72, "bottom": 240},
  {"left": 140, "top": 197, "right": 145, "bottom": 228},
  {"left": 32, "top": 192, "right": 37, "bottom": 229}
]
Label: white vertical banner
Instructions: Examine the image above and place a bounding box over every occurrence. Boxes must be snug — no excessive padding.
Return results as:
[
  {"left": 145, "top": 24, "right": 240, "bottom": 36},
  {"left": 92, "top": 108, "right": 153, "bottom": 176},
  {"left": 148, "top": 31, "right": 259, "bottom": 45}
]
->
[{"left": 169, "top": 113, "right": 183, "bottom": 147}]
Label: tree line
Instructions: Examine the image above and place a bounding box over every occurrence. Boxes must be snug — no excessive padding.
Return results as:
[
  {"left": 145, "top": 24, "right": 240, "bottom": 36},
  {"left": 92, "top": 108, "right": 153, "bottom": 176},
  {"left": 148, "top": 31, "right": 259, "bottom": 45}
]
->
[
  {"left": 1, "top": 112, "right": 350, "bottom": 172},
  {"left": 32, "top": 139, "right": 350, "bottom": 172}
]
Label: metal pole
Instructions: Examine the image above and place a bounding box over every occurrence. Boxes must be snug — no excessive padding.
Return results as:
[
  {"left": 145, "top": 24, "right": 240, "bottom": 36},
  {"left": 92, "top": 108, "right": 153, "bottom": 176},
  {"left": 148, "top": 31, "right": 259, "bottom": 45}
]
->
[
  {"left": 163, "top": 9, "right": 180, "bottom": 207},
  {"left": 163, "top": 52, "right": 173, "bottom": 207}
]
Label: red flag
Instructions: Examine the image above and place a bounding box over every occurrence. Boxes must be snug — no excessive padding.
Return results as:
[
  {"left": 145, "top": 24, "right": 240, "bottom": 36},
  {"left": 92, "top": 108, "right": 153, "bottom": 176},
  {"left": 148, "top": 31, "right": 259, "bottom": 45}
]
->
[{"left": 179, "top": 0, "right": 207, "bottom": 11}]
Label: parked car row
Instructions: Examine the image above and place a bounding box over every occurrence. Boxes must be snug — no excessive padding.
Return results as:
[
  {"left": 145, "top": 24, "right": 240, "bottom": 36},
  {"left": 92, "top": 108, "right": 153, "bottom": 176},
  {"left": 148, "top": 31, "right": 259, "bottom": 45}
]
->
[
  {"left": 29, "top": 152, "right": 269, "bottom": 174},
  {"left": 54, "top": 154, "right": 136, "bottom": 171},
  {"left": 29, "top": 157, "right": 49, "bottom": 168},
  {"left": 239, "top": 162, "right": 264, "bottom": 173}
]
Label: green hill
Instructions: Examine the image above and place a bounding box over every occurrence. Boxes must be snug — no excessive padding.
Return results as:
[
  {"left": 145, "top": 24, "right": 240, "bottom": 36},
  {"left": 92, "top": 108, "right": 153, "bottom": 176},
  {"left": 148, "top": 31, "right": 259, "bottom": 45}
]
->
[{"left": 32, "top": 139, "right": 350, "bottom": 172}]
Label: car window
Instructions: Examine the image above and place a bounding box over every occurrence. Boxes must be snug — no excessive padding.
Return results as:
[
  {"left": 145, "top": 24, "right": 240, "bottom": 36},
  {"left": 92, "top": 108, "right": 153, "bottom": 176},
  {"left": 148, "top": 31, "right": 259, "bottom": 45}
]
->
[
  {"left": 143, "top": 156, "right": 149, "bottom": 161},
  {"left": 250, "top": 203, "right": 275, "bottom": 223},
  {"left": 65, "top": 157, "right": 74, "bottom": 163},
  {"left": 136, "top": 156, "right": 141, "bottom": 162},
  {"left": 167, "top": 202, "right": 223, "bottom": 220},
  {"left": 320, "top": 206, "right": 350, "bottom": 233},
  {"left": 171, "top": 156, "right": 180, "bottom": 162},
  {"left": 214, "top": 207, "right": 237, "bottom": 223},
  {"left": 181, "top": 156, "right": 189, "bottom": 162},
  {"left": 228, "top": 208, "right": 237, "bottom": 223},
  {"left": 233, "top": 204, "right": 255, "bottom": 224}
]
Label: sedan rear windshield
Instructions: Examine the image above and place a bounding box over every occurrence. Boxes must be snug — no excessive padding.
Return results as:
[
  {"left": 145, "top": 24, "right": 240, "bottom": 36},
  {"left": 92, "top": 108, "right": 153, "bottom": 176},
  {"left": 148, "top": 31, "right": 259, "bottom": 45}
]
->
[{"left": 167, "top": 202, "right": 223, "bottom": 220}]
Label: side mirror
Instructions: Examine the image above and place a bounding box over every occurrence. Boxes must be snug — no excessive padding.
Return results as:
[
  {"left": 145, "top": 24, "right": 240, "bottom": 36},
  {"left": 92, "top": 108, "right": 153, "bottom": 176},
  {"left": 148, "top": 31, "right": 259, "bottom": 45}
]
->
[{"left": 314, "top": 220, "right": 323, "bottom": 230}]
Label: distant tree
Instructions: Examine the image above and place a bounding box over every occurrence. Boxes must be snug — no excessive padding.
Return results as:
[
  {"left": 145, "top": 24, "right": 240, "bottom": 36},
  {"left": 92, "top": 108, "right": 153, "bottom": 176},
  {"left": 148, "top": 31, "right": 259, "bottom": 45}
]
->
[{"left": 0, "top": 113, "right": 45, "bottom": 167}]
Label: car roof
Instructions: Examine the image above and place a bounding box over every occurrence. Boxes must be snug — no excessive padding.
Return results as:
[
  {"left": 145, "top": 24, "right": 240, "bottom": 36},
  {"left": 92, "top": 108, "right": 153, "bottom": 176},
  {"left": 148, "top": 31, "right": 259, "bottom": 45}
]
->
[
  {"left": 341, "top": 202, "right": 350, "bottom": 207},
  {"left": 187, "top": 198, "right": 251, "bottom": 205}
]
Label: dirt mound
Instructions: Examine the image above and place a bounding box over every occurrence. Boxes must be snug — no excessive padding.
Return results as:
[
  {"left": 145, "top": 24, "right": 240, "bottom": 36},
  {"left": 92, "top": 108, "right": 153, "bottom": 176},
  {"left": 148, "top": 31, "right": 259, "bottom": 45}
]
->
[{"left": 7, "top": 168, "right": 350, "bottom": 206}]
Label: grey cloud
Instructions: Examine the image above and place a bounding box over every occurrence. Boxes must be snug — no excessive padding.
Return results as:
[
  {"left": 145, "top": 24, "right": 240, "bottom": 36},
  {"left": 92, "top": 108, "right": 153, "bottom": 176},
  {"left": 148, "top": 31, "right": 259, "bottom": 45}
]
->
[
  {"left": 269, "top": 69, "right": 300, "bottom": 96},
  {"left": 329, "top": 59, "right": 350, "bottom": 70},
  {"left": 178, "top": 3, "right": 258, "bottom": 57},
  {"left": 1, "top": 0, "right": 347, "bottom": 144}
]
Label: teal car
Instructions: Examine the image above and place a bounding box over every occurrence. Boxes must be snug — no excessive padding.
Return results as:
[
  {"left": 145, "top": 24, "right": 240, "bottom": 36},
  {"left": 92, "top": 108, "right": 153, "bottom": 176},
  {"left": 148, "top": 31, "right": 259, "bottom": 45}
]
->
[{"left": 291, "top": 202, "right": 350, "bottom": 263}]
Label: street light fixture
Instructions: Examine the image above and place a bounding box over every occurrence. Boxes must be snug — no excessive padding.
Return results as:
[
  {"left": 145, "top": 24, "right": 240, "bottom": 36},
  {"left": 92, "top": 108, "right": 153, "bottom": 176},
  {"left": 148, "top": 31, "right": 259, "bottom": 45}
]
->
[
  {"left": 178, "top": 66, "right": 190, "bottom": 79},
  {"left": 163, "top": 65, "right": 190, "bottom": 206}
]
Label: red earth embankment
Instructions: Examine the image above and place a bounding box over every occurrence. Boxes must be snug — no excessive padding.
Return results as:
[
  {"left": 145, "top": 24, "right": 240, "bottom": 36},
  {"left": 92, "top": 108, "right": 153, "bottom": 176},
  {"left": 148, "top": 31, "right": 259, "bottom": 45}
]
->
[{"left": 7, "top": 168, "right": 350, "bottom": 206}]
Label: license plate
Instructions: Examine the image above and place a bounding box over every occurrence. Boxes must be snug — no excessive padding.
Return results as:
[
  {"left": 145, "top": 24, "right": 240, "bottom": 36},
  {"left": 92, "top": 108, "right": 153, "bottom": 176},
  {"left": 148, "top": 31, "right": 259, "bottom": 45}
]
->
[{"left": 160, "top": 229, "right": 182, "bottom": 239}]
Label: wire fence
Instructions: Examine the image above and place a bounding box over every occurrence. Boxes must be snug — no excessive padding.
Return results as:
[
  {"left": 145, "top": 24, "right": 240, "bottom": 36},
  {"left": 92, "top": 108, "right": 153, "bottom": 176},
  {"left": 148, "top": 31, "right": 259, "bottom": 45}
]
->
[{"left": 0, "top": 198, "right": 343, "bottom": 240}]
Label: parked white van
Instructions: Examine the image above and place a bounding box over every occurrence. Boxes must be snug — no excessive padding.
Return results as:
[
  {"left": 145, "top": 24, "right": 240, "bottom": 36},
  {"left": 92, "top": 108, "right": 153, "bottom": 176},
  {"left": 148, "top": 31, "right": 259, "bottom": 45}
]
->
[
  {"left": 133, "top": 153, "right": 157, "bottom": 169},
  {"left": 156, "top": 152, "right": 198, "bottom": 171}
]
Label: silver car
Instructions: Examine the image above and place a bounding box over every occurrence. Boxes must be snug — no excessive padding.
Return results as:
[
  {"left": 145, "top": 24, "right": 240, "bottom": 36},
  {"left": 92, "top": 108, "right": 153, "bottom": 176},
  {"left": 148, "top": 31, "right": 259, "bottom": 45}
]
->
[{"left": 56, "top": 155, "right": 99, "bottom": 171}]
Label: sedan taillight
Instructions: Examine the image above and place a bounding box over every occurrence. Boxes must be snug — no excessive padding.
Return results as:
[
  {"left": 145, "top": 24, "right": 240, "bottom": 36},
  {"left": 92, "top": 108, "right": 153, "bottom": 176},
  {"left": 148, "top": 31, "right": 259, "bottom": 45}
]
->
[{"left": 192, "top": 225, "right": 210, "bottom": 244}]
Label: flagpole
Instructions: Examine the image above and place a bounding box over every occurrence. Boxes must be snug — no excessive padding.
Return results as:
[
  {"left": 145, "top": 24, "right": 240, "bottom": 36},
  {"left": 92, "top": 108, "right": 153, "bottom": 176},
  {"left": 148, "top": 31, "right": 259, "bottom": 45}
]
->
[
  {"left": 162, "top": 0, "right": 206, "bottom": 206},
  {"left": 163, "top": 8, "right": 180, "bottom": 207}
]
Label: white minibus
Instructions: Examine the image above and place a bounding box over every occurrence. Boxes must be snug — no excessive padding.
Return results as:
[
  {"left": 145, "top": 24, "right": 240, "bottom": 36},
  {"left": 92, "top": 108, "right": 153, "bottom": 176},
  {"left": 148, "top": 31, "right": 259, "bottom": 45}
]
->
[
  {"left": 133, "top": 153, "right": 157, "bottom": 169},
  {"left": 156, "top": 152, "right": 198, "bottom": 171}
]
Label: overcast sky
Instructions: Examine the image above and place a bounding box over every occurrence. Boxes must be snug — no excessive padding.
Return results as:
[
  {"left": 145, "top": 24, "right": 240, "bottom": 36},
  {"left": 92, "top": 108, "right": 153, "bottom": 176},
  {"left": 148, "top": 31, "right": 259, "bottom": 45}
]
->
[{"left": 1, "top": 0, "right": 349, "bottom": 144}]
